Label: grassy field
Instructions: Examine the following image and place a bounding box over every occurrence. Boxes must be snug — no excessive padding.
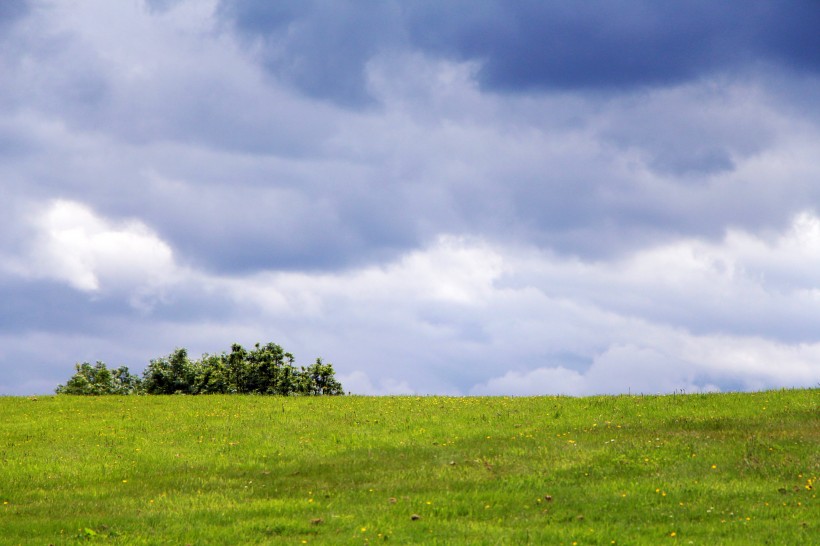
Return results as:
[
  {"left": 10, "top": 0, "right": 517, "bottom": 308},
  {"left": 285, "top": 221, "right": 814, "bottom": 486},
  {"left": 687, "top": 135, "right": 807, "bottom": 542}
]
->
[{"left": 0, "top": 390, "right": 817, "bottom": 544}]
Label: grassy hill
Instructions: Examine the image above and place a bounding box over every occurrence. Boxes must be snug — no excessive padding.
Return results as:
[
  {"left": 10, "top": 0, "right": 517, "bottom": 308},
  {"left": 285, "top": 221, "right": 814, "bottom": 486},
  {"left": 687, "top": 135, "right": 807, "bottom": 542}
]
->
[{"left": 1, "top": 389, "right": 817, "bottom": 544}]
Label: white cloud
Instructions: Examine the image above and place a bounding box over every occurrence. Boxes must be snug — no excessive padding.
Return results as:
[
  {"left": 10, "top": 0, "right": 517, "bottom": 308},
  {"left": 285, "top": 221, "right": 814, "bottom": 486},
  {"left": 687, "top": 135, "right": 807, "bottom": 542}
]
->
[
  {"left": 199, "top": 213, "right": 820, "bottom": 395},
  {"left": 336, "top": 371, "right": 415, "bottom": 396},
  {"left": 19, "top": 200, "right": 179, "bottom": 300},
  {"left": 6, "top": 199, "right": 820, "bottom": 395},
  {"left": 472, "top": 336, "right": 820, "bottom": 396},
  {"left": 470, "top": 366, "right": 587, "bottom": 396}
]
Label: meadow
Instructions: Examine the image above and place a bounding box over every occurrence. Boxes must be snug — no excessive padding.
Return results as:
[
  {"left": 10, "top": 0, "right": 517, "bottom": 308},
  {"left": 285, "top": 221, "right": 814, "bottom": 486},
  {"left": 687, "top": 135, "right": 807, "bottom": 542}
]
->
[{"left": 0, "top": 389, "right": 817, "bottom": 544}]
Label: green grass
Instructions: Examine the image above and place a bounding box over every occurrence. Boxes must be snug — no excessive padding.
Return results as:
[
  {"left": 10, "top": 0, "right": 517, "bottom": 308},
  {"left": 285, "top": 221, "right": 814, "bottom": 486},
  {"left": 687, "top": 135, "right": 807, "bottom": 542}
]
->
[{"left": 0, "top": 390, "right": 817, "bottom": 544}]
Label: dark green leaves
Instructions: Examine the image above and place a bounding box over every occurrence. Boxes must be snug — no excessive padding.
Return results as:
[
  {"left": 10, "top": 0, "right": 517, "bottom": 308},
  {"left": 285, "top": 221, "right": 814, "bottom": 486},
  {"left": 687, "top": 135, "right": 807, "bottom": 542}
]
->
[{"left": 56, "top": 342, "right": 343, "bottom": 396}]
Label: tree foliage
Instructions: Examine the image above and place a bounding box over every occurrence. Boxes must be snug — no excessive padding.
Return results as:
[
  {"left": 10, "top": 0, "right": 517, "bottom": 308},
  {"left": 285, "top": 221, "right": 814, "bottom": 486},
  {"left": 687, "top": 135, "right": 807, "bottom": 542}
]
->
[
  {"left": 55, "top": 362, "right": 143, "bottom": 395},
  {"left": 56, "top": 342, "right": 344, "bottom": 396}
]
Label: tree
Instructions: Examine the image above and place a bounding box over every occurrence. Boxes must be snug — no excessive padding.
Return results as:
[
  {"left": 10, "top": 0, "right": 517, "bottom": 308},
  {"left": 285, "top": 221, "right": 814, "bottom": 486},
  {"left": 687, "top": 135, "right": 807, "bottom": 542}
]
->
[
  {"left": 55, "top": 362, "right": 142, "bottom": 395},
  {"left": 142, "top": 348, "right": 195, "bottom": 394},
  {"left": 226, "top": 343, "right": 249, "bottom": 393},
  {"left": 193, "top": 353, "right": 232, "bottom": 394},
  {"left": 245, "top": 342, "right": 297, "bottom": 394},
  {"left": 298, "top": 358, "right": 344, "bottom": 396},
  {"left": 110, "top": 365, "right": 143, "bottom": 394}
]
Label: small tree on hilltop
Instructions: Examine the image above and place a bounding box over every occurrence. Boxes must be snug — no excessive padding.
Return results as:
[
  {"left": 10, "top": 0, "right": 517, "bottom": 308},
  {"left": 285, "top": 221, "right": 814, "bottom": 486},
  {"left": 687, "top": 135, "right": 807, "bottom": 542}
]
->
[
  {"left": 299, "top": 358, "right": 344, "bottom": 396},
  {"left": 142, "top": 348, "right": 195, "bottom": 394},
  {"left": 246, "top": 342, "right": 292, "bottom": 394}
]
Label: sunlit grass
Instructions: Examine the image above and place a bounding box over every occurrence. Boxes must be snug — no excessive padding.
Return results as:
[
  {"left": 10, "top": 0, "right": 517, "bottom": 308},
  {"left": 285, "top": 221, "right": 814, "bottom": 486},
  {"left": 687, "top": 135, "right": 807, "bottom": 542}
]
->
[{"left": 0, "top": 390, "right": 817, "bottom": 544}]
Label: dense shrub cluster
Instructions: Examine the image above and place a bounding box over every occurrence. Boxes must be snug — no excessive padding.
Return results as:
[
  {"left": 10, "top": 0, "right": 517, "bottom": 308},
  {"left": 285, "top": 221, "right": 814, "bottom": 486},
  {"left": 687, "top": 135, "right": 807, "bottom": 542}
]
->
[
  {"left": 54, "top": 362, "right": 143, "bottom": 396},
  {"left": 56, "top": 342, "right": 343, "bottom": 396}
]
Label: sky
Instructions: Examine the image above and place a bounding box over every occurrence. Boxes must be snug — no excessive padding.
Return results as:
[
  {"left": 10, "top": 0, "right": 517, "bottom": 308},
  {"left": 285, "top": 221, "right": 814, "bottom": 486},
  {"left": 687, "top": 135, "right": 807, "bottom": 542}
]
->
[{"left": 2, "top": 0, "right": 820, "bottom": 396}]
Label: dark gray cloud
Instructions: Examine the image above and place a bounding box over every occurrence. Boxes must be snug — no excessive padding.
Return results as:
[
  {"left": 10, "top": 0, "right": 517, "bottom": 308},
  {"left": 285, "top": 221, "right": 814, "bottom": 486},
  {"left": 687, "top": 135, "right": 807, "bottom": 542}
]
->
[
  {"left": 406, "top": 0, "right": 736, "bottom": 90},
  {"left": 407, "top": 1, "right": 820, "bottom": 91},
  {"left": 756, "top": 1, "right": 820, "bottom": 72},
  {"left": 220, "top": 0, "right": 820, "bottom": 105},
  {"left": 218, "top": 0, "right": 403, "bottom": 106}
]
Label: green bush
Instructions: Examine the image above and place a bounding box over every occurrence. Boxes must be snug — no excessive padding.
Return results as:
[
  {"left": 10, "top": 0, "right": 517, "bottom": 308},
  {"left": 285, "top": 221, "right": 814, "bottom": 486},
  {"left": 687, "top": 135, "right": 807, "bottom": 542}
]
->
[
  {"left": 56, "top": 342, "right": 343, "bottom": 396},
  {"left": 55, "top": 362, "right": 143, "bottom": 395}
]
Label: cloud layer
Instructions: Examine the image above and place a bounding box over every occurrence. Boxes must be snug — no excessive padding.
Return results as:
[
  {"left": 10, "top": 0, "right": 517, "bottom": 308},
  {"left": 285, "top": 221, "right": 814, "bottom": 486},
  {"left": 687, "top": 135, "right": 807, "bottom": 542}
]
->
[{"left": 1, "top": 1, "right": 819, "bottom": 395}]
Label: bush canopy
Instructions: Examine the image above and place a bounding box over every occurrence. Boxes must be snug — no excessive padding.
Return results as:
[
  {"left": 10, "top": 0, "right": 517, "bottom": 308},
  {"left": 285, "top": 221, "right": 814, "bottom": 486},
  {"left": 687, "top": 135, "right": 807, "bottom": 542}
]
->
[{"left": 56, "top": 342, "right": 343, "bottom": 396}]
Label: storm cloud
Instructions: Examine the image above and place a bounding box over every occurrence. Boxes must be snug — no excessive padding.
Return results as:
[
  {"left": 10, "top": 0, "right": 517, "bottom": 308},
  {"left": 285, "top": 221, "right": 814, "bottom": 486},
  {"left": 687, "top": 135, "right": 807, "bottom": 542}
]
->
[
  {"left": 221, "top": 0, "right": 820, "bottom": 100},
  {"left": 1, "top": 0, "right": 819, "bottom": 395}
]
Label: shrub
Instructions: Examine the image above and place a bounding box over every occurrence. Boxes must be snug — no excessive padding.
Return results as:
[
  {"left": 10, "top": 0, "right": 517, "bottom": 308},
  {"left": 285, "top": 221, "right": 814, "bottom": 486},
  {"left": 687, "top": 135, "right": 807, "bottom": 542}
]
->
[
  {"left": 56, "top": 362, "right": 143, "bottom": 395},
  {"left": 56, "top": 342, "right": 343, "bottom": 396}
]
